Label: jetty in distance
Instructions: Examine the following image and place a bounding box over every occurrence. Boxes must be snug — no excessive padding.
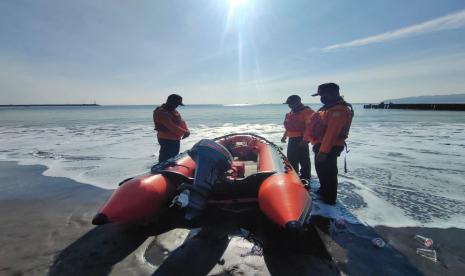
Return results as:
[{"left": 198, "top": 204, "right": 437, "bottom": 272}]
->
[
  {"left": 364, "top": 102, "right": 465, "bottom": 111},
  {"left": 0, "top": 104, "right": 100, "bottom": 107}
]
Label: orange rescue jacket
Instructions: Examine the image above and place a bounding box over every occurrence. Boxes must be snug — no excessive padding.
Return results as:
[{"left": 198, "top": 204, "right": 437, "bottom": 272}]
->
[
  {"left": 284, "top": 106, "right": 315, "bottom": 138},
  {"left": 304, "top": 102, "right": 353, "bottom": 153},
  {"left": 153, "top": 104, "right": 189, "bottom": 141}
]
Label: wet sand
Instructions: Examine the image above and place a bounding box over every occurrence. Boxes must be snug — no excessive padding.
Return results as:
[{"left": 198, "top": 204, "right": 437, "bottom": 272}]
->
[
  {"left": 1, "top": 161, "right": 464, "bottom": 275},
  {"left": 375, "top": 225, "right": 465, "bottom": 275},
  {"left": 0, "top": 161, "right": 148, "bottom": 275}
]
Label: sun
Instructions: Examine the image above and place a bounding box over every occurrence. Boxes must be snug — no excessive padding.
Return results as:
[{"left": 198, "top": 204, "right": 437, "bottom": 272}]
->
[
  {"left": 230, "top": 0, "right": 249, "bottom": 8},
  {"left": 225, "top": 0, "right": 252, "bottom": 19}
]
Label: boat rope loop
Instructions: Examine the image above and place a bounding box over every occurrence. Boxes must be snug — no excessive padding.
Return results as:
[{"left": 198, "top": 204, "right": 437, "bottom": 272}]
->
[{"left": 344, "top": 142, "right": 350, "bottom": 173}]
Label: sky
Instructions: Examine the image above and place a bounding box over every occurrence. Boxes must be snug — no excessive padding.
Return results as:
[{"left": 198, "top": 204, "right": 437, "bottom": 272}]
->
[{"left": 1, "top": 0, "right": 465, "bottom": 105}]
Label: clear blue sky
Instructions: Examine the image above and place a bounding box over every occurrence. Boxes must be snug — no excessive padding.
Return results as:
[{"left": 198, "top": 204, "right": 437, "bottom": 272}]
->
[{"left": 1, "top": 0, "right": 465, "bottom": 104}]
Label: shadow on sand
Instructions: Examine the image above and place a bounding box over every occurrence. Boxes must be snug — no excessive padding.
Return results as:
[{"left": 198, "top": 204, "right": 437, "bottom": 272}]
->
[
  {"left": 49, "top": 223, "right": 151, "bottom": 276},
  {"left": 49, "top": 210, "right": 337, "bottom": 276},
  {"left": 49, "top": 210, "right": 422, "bottom": 276}
]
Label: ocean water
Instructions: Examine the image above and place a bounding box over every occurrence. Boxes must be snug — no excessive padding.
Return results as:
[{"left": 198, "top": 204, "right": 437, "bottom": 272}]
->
[{"left": 1, "top": 104, "right": 464, "bottom": 229}]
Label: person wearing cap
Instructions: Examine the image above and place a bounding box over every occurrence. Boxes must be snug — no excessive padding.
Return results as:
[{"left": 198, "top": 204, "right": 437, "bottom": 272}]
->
[
  {"left": 153, "top": 94, "right": 190, "bottom": 162},
  {"left": 281, "top": 95, "right": 315, "bottom": 180},
  {"left": 304, "top": 83, "right": 354, "bottom": 205}
]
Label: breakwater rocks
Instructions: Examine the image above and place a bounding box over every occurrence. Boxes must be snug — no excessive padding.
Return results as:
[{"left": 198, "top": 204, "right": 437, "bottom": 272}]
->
[{"left": 363, "top": 103, "right": 465, "bottom": 111}]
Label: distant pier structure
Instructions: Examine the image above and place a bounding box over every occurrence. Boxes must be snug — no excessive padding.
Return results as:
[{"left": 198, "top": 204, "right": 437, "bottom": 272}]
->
[
  {"left": 363, "top": 102, "right": 465, "bottom": 111},
  {"left": 0, "top": 104, "right": 100, "bottom": 107}
]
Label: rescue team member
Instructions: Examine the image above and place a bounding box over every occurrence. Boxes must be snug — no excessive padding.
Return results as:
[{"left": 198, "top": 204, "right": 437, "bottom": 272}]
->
[
  {"left": 153, "top": 94, "right": 190, "bottom": 163},
  {"left": 304, "top": 83, "right": 353, "bottom": 205},
  {"left": 281, "top": 95, "right": 315, "bottom": 180}
]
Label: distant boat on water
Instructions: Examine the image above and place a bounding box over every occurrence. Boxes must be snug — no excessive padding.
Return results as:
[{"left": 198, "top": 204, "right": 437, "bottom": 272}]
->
[{"left": 223, "top": 103, "right": 255, "bottom": 107}]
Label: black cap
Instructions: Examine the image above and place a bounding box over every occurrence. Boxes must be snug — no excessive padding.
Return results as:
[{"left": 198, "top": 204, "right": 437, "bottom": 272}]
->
[
  {"left": 167, "top": 94, "right": 184, "bottom": 106},
  {"left": 312, "top": 83, "right": 340, "bottom": 97},
  {"left": 284, "top": 95, "right": 302, "bottom": 104}
]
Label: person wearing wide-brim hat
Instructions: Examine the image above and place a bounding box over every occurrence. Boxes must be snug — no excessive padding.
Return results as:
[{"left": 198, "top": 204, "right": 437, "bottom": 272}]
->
[
  {"left": 281, "top": 95, "right": 315, "bottom": 180},
  {"left": 153, "top": 94, "right": 190, "bottom": 162},
  {"left": 303, "top": 83, "right": 354, "bottom": 205}
]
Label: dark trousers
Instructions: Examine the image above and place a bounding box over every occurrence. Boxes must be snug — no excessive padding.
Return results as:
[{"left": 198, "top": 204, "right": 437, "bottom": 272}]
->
[
  {"left": 158, "top": 138, "right": 180, "bottom": 163},
  {"left": 313, "top": 144, "right": 344, "bottom": 204},
  {"left": 287, "top": 136, "right": 311, "bottom": 179}
]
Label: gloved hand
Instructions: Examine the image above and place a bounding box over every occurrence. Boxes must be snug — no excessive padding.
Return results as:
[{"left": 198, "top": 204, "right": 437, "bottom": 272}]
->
[{"left": 182, "top": 131, "right": 190, "bottom": 139}]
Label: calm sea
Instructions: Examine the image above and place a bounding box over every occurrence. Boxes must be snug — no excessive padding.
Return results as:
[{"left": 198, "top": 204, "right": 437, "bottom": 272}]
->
[{"left": 1, "top": 104, "right": 464, "bottom": 228}]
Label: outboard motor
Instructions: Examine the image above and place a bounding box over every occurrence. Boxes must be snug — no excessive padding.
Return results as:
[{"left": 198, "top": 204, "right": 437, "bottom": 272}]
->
[{"left": 181, "top": 139, "right": 232, "bottom": 221}]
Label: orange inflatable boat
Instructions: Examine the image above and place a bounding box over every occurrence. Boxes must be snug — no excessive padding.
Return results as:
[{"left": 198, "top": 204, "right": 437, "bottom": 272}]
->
[{"left": 92, "top": 134, "right": 312, "bottom": 231}]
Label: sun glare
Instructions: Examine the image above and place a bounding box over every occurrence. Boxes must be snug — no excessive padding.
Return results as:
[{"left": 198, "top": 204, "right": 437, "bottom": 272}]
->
[
  {"left": 230, "top": 0, "right": 249, "bottom": 9},
  {"left": 226, "top": 0, "right": 251, "bottom": 19},
  {"left": 223, "top": 0, "right": 254, "bottom": 86}
]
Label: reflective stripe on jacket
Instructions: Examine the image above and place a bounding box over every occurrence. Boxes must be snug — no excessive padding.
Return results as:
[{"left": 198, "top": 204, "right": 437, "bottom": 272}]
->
[
  {"left": 304, "top": 103, "right": 353, "bottom": 153},
  {"left": 283, "top": 106, "right": 314, "bottom": 138},
  {"left": 153, "top": 104, "right": 189, "bottom": 140}
]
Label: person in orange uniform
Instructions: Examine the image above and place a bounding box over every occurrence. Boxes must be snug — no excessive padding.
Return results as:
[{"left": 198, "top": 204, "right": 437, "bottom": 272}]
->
[
  {"left": 281, "top": 95, "right": 315, "bottom": 180},
  {"left": 153, "top": 94, "right": 190, "bottom": 163},
  {"left": 304, "top": 83, "right": 353, "bottom": 205}
]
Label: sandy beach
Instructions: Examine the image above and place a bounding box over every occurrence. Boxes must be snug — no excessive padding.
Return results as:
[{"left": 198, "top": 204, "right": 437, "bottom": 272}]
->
[{"left": 1, "top": 161, "right": 464, "bottom": 275}]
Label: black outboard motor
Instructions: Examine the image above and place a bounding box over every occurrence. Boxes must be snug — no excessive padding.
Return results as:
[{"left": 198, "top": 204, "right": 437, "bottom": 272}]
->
[{"left": 182, "top": 139, "right": 232, "bottom": 221}]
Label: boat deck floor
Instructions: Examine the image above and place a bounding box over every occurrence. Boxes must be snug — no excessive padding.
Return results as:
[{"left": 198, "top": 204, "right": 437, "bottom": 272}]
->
[{"left": 243, "top": 160, "right": 257, "bottom": 177}]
